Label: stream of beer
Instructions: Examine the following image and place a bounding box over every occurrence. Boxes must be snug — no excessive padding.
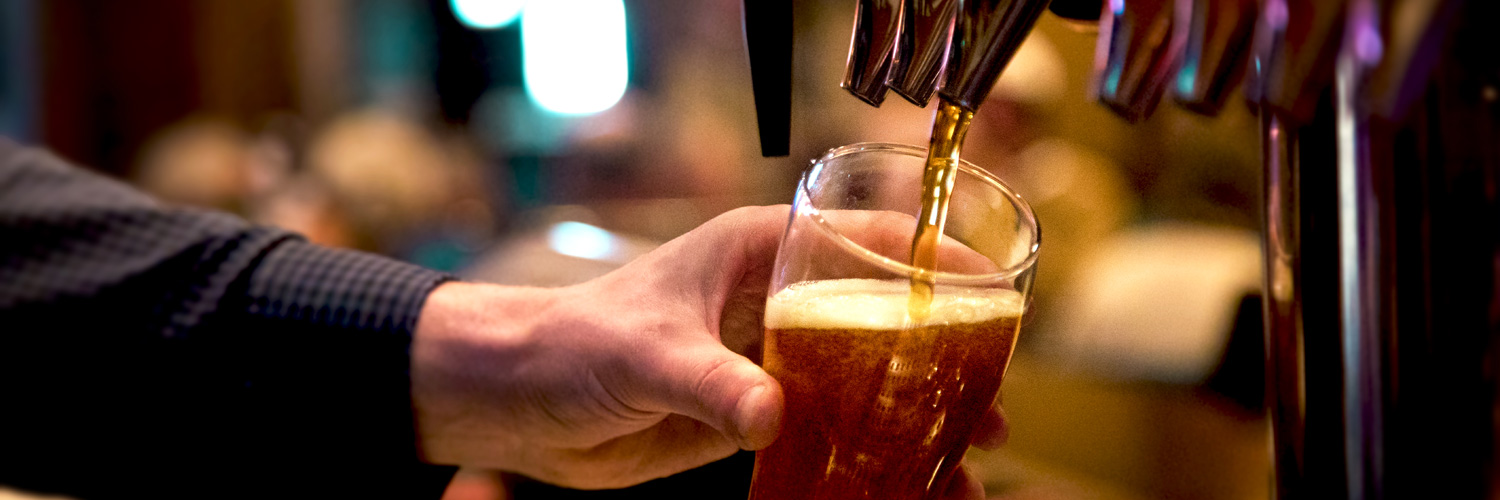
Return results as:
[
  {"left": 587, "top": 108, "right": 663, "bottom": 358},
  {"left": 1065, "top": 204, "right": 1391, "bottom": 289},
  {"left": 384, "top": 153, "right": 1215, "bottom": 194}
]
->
[{"left": 908, "top": 97, "right": 975, "bottom": 321}]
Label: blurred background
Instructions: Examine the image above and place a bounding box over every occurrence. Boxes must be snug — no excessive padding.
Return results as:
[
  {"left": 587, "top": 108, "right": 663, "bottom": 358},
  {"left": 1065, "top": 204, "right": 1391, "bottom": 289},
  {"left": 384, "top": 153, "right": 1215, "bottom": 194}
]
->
[{"left": 0, "top": 1, "right": 1269, "bottom": 499}]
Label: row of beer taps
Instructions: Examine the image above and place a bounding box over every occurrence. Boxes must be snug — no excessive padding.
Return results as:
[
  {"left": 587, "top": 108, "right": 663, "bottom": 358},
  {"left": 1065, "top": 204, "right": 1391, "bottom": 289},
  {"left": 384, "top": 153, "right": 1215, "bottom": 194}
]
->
[{"left": 746, "top": 0, "right": 1500, "bottom": 498}]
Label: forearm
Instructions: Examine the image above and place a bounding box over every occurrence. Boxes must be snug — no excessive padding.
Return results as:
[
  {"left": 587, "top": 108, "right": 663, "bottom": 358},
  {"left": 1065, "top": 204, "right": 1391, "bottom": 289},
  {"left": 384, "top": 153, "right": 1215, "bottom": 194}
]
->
[{"left": 0, "top": 139, "right": 456, "bottom": 498}]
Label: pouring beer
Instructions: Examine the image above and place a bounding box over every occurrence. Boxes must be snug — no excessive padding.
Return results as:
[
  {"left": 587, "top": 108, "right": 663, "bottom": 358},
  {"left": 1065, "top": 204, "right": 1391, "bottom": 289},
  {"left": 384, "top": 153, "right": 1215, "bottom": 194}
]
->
[
  {"left": 747, "top": 143, "right": 1039, "bottom": 500},
  {"left": 747, "top": 0, "right": 1048, "bottom": 497}
]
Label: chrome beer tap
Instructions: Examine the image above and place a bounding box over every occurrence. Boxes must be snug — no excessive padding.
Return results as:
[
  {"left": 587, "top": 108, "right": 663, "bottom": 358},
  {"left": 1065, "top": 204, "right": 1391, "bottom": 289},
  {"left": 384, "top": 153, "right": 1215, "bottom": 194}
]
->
[
  {"left": 743, "top": 0, "right": 1500, "bottom": 497},
  {"left": 1093, "top": 0, "right": 1500, "bottom": 496},
  {"left": 840, "top": 0, "right": 1052, "bottom": 113}
]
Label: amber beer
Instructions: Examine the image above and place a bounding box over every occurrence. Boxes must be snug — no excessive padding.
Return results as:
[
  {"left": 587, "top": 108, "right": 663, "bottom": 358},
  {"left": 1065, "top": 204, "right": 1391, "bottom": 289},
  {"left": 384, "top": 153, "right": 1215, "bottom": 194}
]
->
[
  {"left": 749, "top": 279, "right": 1023, "bottom": 500},
  {"left": 908, "top": 98, "right": 975, "bottom": 320}
]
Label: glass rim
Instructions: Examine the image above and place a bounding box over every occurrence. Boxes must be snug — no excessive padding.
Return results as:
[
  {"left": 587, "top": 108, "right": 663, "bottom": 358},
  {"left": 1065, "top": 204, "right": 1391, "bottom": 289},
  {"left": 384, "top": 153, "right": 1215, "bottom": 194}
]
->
[{"left": 800, "top": 142, "right": 1041, "bottom": 285}]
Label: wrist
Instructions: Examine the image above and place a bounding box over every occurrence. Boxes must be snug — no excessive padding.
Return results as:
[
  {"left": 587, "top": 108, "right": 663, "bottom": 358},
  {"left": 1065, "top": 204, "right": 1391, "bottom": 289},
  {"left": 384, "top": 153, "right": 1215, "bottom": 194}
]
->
[{"left": 409, "top": 281, "right": 557, "bottom": 466}]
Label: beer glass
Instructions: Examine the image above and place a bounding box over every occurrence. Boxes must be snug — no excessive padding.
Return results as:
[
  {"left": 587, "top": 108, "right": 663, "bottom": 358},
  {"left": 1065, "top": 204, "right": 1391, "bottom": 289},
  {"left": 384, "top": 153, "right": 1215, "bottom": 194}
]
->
[{"left": 748, "top": 143, "right": 1039, "bottom": 500}]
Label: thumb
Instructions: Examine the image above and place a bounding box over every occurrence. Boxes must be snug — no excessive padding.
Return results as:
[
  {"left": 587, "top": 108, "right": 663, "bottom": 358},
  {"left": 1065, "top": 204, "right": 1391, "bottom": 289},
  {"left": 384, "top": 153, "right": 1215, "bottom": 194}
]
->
[{"left": 634, "top": 343, "right": 783, "bottom": 450}]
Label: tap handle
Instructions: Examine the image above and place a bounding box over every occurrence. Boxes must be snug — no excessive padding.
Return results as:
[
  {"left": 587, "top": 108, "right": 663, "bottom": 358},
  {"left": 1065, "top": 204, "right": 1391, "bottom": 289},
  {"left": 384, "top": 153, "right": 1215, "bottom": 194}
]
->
[
  {"left": 842, "top": 0, "right": 902, "bottom": 106},
  {"left": 939, "top": 0, "right": 1053, "bottom": 112},
  {"left": 887, "top": 0, "right": 959, "bottom": 107},
  {"left": 742, "top": 0, "right": 793, "bottom": 156},
  {"left": 1050, "top": 0, "right": 1104, "bottom": 21}
]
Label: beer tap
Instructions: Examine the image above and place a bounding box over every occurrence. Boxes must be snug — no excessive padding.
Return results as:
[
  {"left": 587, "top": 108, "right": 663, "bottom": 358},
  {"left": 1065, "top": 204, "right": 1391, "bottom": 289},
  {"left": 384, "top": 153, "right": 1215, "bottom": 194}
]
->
[
  {"left": 834, "top": 0, "right": 1055, "bottom": 117},
  {"left": 1253, "top": 0, "right": 1500, "bottom": 497},
  {"left": 1171, "top": 0, "right": 1256, "bottom": 115},
  {"left": 743, "top": 1, "right": 1500, "bottom": 496},
  {"left": 741, "top": 0, "right": 1071, "bottom": 157},
  {"left": 1247, "top": 2, "right": 1353, "bottom": 498},
  {"left": 887, "top": 0, "right": 958, "bottom": 106},
  {"left": 937, "top": 0, "right": 1054, "bottom": 112},
  {"left": 842, "top": 0, "right": 903, "bottom": 107},
  {"left": 1091, "top": 0, "right": 1188, "bottom": 122}
]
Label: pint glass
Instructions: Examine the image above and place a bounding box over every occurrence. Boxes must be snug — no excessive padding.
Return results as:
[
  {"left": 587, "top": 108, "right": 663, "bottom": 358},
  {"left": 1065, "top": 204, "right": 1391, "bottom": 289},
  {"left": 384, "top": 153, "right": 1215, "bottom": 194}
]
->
[{"left": 748, "top": 143, "right": 1039, "bottom": 500}]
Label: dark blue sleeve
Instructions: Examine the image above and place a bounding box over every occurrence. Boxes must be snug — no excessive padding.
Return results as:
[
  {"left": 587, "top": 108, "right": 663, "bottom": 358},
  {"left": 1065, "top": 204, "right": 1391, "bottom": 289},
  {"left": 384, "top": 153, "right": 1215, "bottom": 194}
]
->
[{"left": 0, "top": 139, "right": 458, "bottom": 499}]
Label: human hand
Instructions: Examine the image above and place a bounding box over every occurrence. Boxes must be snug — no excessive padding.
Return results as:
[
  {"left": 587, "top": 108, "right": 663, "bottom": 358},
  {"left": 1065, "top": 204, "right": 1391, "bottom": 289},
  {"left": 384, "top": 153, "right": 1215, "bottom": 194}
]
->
[
  {"left": 409, "top": 205, "right": 787, "bottom": 488},
  {"left": 410, "top": 205, "right": 1009, "bottom": 494}
]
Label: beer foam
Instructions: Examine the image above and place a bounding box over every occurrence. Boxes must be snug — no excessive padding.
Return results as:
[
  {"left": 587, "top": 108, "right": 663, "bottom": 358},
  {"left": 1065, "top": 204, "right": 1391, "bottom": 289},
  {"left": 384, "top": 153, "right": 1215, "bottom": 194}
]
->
[{"left": 764, "top": 279, "right": 1025, "bottom": 329}]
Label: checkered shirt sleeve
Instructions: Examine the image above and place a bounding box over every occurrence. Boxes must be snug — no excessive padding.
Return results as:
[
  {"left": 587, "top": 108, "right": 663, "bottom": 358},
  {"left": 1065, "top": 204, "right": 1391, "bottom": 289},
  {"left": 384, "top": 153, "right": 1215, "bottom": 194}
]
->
[{"left": 0, "top": 138, "right": 458, "bottom": 498}]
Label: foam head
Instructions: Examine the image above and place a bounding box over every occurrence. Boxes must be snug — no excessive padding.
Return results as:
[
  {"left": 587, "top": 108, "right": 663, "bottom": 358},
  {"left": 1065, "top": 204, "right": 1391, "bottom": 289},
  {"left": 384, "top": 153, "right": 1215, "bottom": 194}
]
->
[{"left": 764, "top": 279, "right": 1025, "bottom": 330}]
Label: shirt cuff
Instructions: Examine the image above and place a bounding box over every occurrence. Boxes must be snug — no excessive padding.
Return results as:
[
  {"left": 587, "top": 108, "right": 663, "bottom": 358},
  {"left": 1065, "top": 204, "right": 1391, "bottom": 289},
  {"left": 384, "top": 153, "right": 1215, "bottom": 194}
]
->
[
  {"left": 228, "top": 239, "right": 458, "bottom": 497},
  {"left": 244, "top": 240, "right": 452, "bottom": 335}
]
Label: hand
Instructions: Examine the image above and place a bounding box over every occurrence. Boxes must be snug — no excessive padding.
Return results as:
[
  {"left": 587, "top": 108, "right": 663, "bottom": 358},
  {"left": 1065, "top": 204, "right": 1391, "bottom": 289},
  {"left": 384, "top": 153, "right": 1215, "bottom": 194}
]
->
[
  {"left": 409, "top": 205, "right": 1011, "bottom": 493},
  {"left": 946, "top": 466, "right": 992, "bottom": 500},
  {"left": 409, "top": 205, "right": 788, "bottom": 489}
]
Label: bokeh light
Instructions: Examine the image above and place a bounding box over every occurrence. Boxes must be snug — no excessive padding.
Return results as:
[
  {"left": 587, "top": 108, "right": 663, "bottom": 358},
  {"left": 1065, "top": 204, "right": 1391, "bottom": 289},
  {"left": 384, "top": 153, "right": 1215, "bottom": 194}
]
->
[
  {"left": 522, "top": 0, "right": 628, "bottom": 115},
  {"left": 450, "top": 0, "right": 524, "bottom": 29}
]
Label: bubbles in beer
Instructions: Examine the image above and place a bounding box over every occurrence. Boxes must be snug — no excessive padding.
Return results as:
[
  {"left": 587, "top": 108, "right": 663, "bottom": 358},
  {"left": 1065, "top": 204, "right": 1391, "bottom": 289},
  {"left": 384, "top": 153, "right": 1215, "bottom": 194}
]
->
[{"left": 754, "top": 278, "right": 1023, "bottom": 500}]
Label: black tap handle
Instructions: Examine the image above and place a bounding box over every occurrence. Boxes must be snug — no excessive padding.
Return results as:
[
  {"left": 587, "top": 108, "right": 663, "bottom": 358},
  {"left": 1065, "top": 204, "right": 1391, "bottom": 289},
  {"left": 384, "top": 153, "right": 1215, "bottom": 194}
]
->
[
  {"left": 1049, "top": 0, "right": 1103, "bottom": 21},
  {"left": 743, "top": 0, "right": 793, "bottom": 157}
]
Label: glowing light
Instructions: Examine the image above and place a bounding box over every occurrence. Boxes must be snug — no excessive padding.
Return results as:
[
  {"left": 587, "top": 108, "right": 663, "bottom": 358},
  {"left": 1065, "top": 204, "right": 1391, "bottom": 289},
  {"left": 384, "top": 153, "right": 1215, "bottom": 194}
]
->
[
  {"left": 548, "top": 221, "right": 618, "bottom": 260},
  {"left": 1103, "top": 65, "right": 1122, "bottom": 97},
  {"left": 522, "top": 0, "right": 629, "bottom": 115},
  {"left": 1176, "top": 60, "right": 1198, "bottom": 96},
  {"left": 451, "top": 0, "right": 524, "bottom": 29}
]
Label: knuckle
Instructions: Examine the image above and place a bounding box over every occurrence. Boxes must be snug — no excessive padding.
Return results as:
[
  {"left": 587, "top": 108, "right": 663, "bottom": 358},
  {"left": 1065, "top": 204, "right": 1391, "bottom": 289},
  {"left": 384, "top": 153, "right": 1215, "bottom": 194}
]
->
[{"left": 691, "top": 354, "right": 742, "bottom": 417}]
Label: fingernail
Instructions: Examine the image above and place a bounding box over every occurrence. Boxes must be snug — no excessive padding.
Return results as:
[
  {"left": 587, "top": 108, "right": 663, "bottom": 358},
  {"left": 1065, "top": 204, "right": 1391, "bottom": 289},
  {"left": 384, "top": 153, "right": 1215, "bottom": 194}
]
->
[{"left": 733, "top": 385, "right": 775, "bottom": 449}]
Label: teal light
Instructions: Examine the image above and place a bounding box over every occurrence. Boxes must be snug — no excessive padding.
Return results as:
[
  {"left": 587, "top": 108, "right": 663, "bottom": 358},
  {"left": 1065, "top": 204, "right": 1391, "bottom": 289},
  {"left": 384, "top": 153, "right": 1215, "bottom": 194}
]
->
[
  {"left": 1176, "top": 60, "right": 1198, "bottom": 96},
  {"left": 522, "top": 0, "right": 629, "bottom": 115},
  {"left": 451, "top": 0, "right": 524, "bottom": 29},
  {"left": 1103, "top": 64, "right": 1122, "bottom": 97}
]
